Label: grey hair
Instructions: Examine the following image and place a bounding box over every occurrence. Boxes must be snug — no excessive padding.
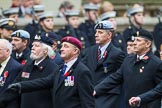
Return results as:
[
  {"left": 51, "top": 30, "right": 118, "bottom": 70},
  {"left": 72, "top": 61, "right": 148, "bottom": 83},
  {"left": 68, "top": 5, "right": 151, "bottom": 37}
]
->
[
  {"left": 0, "top": 39, "right": 12, "bottom": 55},
  {"left": 41, "top": 43, "right": 55, "bottom": 57}
]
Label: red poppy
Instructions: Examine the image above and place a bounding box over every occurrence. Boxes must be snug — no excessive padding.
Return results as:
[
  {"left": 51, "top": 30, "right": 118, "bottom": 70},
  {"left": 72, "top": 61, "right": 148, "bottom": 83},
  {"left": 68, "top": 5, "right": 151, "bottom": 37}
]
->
[
  {"left": 21, "top": 60, "right": 27, "bottom": 65},
  {"left": 4, "top": 71, "right": 9, "bottom": 78},
  {"left": 143, "top": 56, "right": 149, "bottom": 60},
  {"left": 103, "top": 51, "right": 107, "bottom": 59},
  {"left": 64, "top": 72, "right": 70, "bottom": 77}
]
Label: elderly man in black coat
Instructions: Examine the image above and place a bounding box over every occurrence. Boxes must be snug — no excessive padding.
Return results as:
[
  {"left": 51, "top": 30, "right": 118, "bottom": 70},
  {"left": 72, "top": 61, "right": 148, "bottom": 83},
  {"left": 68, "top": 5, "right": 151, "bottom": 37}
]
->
[
  {"left": 94, "top": 28, "right": 162, "bottom": 108},
  {"left": 0, "top": 36, "right": 59, "bottom": 108}
]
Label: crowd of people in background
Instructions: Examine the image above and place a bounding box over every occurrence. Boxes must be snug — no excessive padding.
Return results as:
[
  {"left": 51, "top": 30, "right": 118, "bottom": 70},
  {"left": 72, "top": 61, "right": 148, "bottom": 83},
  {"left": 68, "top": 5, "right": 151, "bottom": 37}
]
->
[{"left": 0, "top": 0, "right": 162, "bottom": 108}]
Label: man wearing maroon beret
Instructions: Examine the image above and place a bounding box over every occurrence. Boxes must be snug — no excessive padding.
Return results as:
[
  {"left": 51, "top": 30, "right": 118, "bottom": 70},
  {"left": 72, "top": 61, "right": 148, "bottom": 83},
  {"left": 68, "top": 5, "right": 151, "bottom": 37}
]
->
[{"left": 0, "top": 36, "right": 95, "bottom": 108}]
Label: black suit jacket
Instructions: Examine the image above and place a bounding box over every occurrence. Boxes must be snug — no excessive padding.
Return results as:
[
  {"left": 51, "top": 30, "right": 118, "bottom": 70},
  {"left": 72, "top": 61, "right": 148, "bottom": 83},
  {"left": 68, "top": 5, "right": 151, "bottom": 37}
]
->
[
  {"left": 138, "top": 81, "right": 162, "bottom": 106},
  {"left": 82, "top": 42, "right": 126, "bottom": 108},
  {"left": 5, "top": 59, "right": 94, "bottom": 108},
  {"left": 11, "top": 47, "right": 31, "bottom": 65},
  {"left": 0, "top": 57, "right": 22, "bottom": 94},
  {"left": 14, "top": 56, "right": 59, "bottom": 108},
  {"left": 95, "top": 50, "right": 162, "bottom": 108}
]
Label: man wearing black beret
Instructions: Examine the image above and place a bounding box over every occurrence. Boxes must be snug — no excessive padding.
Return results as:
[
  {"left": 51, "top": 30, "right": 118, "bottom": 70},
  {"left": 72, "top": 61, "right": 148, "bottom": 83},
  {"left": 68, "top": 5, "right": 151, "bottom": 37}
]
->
[
  {"left": 94, "top": 28, "right": 162, "bottom": 108},
  {"left": 41, "top": 32, "right": 63, "bottom": 66}
]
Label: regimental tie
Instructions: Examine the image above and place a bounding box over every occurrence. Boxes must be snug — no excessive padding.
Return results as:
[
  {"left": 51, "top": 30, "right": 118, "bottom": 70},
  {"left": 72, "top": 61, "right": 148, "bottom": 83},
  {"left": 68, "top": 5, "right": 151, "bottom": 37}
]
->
[
  {"left": 61, "top": 65, "right": 67, "bottom": 76},
  {"left": 97, "top": 48, "right": 101, "bottom": 61}
]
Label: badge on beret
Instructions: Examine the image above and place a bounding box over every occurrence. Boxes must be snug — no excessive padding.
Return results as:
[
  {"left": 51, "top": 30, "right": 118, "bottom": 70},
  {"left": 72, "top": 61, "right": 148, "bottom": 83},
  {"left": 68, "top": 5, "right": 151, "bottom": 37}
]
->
[
  {"left": 8, "top": 21, "right": 14, "bottom": 26},
  {"left": 80, "top": 37, "right": 84, "bottom": 40},
  {"left": 136, "top": 31, "right": 139, "bottom": 36},
  {"left": 99, "top": 23, "right": 102, "bottom": 28},
  {"left": 119, "top": 40, "right": 122, "bottom": 43},
  {"left": 35, "top": 35, "right": 41, "bottom": 40},
  {"left": 16, "top": 32, "right": 20, "bottom": 37},
  {"left": 57, "top": 41, "right": 61, "bottom": 45},
  {"left": 66, "top": 31, "right": 70, "bottom": 34}
]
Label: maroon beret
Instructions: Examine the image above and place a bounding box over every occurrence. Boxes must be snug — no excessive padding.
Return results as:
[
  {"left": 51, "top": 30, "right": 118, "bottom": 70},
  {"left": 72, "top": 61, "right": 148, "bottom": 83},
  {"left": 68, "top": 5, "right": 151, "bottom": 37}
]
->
[{"left": 61, "top": 36, "right": 82, "bottom": 50}]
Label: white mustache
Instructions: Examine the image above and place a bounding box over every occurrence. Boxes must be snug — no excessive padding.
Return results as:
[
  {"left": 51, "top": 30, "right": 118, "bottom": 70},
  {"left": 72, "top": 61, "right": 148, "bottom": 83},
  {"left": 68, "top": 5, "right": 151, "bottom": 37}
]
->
[{"left": 31, "top": 50, "right": 36, "bottom": 54}]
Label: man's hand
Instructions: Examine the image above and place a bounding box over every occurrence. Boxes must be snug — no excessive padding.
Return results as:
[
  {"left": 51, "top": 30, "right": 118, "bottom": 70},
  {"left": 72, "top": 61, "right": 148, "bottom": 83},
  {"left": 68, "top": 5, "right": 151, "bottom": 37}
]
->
[
  {"left": 129, "top": 97, "right": 141, "bottom": 107},
  {"left": 8, "top": 83, "right": 21, "bottom": 94}
]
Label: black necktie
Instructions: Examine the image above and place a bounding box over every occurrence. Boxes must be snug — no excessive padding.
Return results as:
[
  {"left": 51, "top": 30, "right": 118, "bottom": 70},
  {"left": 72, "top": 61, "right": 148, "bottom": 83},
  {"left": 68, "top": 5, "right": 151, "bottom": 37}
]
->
[{"left": 0, "top": 64, "right": 2, "bottom": 68}]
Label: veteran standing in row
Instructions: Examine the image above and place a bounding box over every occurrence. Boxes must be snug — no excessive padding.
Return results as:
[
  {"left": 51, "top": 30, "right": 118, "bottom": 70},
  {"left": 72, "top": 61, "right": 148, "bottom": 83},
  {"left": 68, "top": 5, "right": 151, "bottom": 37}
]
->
[
  {"left": 94, "top": 28, "right": 162, "bottom": 108},
  {"left": 82, "top": 20, "right": 126, "bottom": 108},
  {"left": 0, "top": 35, "right": 59, "bottom": 108},
  {"left": 11, "top": 30, "right": 31, "bottom": 65},
  {"left": 99, "top": 10, "right": 127, "bottom": 52}
]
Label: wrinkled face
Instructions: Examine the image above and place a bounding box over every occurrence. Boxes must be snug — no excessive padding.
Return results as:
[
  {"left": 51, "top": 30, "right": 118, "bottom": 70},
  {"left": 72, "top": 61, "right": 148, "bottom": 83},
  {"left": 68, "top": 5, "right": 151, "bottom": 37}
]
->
[
  {"left": 41, "top": 18, "right": 54, "bottom": 30},
  {"left": 0, "top": 42, "right": 10, "bottom": 62},
  {"left": 108, "top": 18, "right": 117, "bottom": 30},
  {"left": 60, "top": 42, "right": 76, "bottom": 61},
  {"left": 67, "top": 16, "right": 79, "bottom": 28},
  {"left": 95, "top": 29, "right": 112, "bottom": 46},
  {"left": 30, "top": 41, "right": 45, "bottom": 60},
  {"left": 133, "top": 12, "right": 144, "bottom": 26},
  {"left": 127, "top": 41, "right": 135, "bottom": 54},
  {"left": 133, "top": 37, "right": 150, "bottom": 55}
]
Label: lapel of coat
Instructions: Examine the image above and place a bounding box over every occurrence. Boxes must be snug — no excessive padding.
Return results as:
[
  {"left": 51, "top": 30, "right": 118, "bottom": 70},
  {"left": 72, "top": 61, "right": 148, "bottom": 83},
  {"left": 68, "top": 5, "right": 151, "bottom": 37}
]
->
[
  {"left": 2, "top": 57, "right": 12, "bottom": 77},
  {"left": 93, "top": 45, "right": 99, "bottom": 67},
  {"left": 36, "top": 56, "right": 49, "bottom": 72},
  {"left": 97, "top": 43, "right": 112, "bottom": 66},
  {"left": 55, "top": 59, "right": 79, "bottom": 93}
]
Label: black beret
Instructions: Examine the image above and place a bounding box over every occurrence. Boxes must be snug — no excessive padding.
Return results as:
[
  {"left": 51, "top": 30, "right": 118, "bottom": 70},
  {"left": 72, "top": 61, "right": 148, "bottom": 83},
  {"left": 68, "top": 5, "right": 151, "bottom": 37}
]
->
[{"left": 133, "top": 28, "right": 153, "bottom": 41}]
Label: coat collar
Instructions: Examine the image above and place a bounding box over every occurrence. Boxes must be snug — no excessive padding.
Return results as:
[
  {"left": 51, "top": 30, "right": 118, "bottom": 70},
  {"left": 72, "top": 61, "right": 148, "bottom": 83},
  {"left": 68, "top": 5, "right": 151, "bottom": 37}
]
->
[
  {"left": 97, "top": 42, "right": 113, "bottom": 64},
  {"left": 134, "top": 50, "right": 152, "bottom": 64}
]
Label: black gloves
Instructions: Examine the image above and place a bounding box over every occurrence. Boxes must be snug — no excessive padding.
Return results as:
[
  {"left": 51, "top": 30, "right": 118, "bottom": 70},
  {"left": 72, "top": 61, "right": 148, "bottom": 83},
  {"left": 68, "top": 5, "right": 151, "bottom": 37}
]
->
[{"left": 8, "top": 83, "right": 21, "bottom": 94}]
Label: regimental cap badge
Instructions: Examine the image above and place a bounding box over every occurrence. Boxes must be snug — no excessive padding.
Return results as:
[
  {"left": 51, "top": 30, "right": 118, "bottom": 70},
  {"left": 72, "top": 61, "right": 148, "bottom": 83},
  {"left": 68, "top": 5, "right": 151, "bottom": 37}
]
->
[
  {"left": 136, "top": 31, "right": 139, "bottom": 37},
  {"left": 34, "top": 34, "right": 41, "bottom": 40},
  {"left": 16, "top": 32, "right": 20, "bottom": 37},
  {"left": 8, "top": 20, "right": 14, "bottom": 26}
]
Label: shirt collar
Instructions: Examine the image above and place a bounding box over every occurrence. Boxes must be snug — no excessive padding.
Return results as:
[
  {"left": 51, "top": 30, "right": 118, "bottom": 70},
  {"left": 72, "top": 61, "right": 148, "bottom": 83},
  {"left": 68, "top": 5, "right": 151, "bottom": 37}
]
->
[
  {"left": 1, "top": 56, "right": 11, "bottom": 67},
  {"left": 16, "top": 52, "right": 23, "bottom": 57},
  {"left": 137, "top": 54, "right": 146, "bottom": 60},
  {"left": 34, "top": 57, "right": 46, "bottom": 65},
  {"left": 99, "top": 41, "right": 110, "bottom": 57},
  {"left": 64, "top": 57, "right": 78, "bottom": 72}
]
